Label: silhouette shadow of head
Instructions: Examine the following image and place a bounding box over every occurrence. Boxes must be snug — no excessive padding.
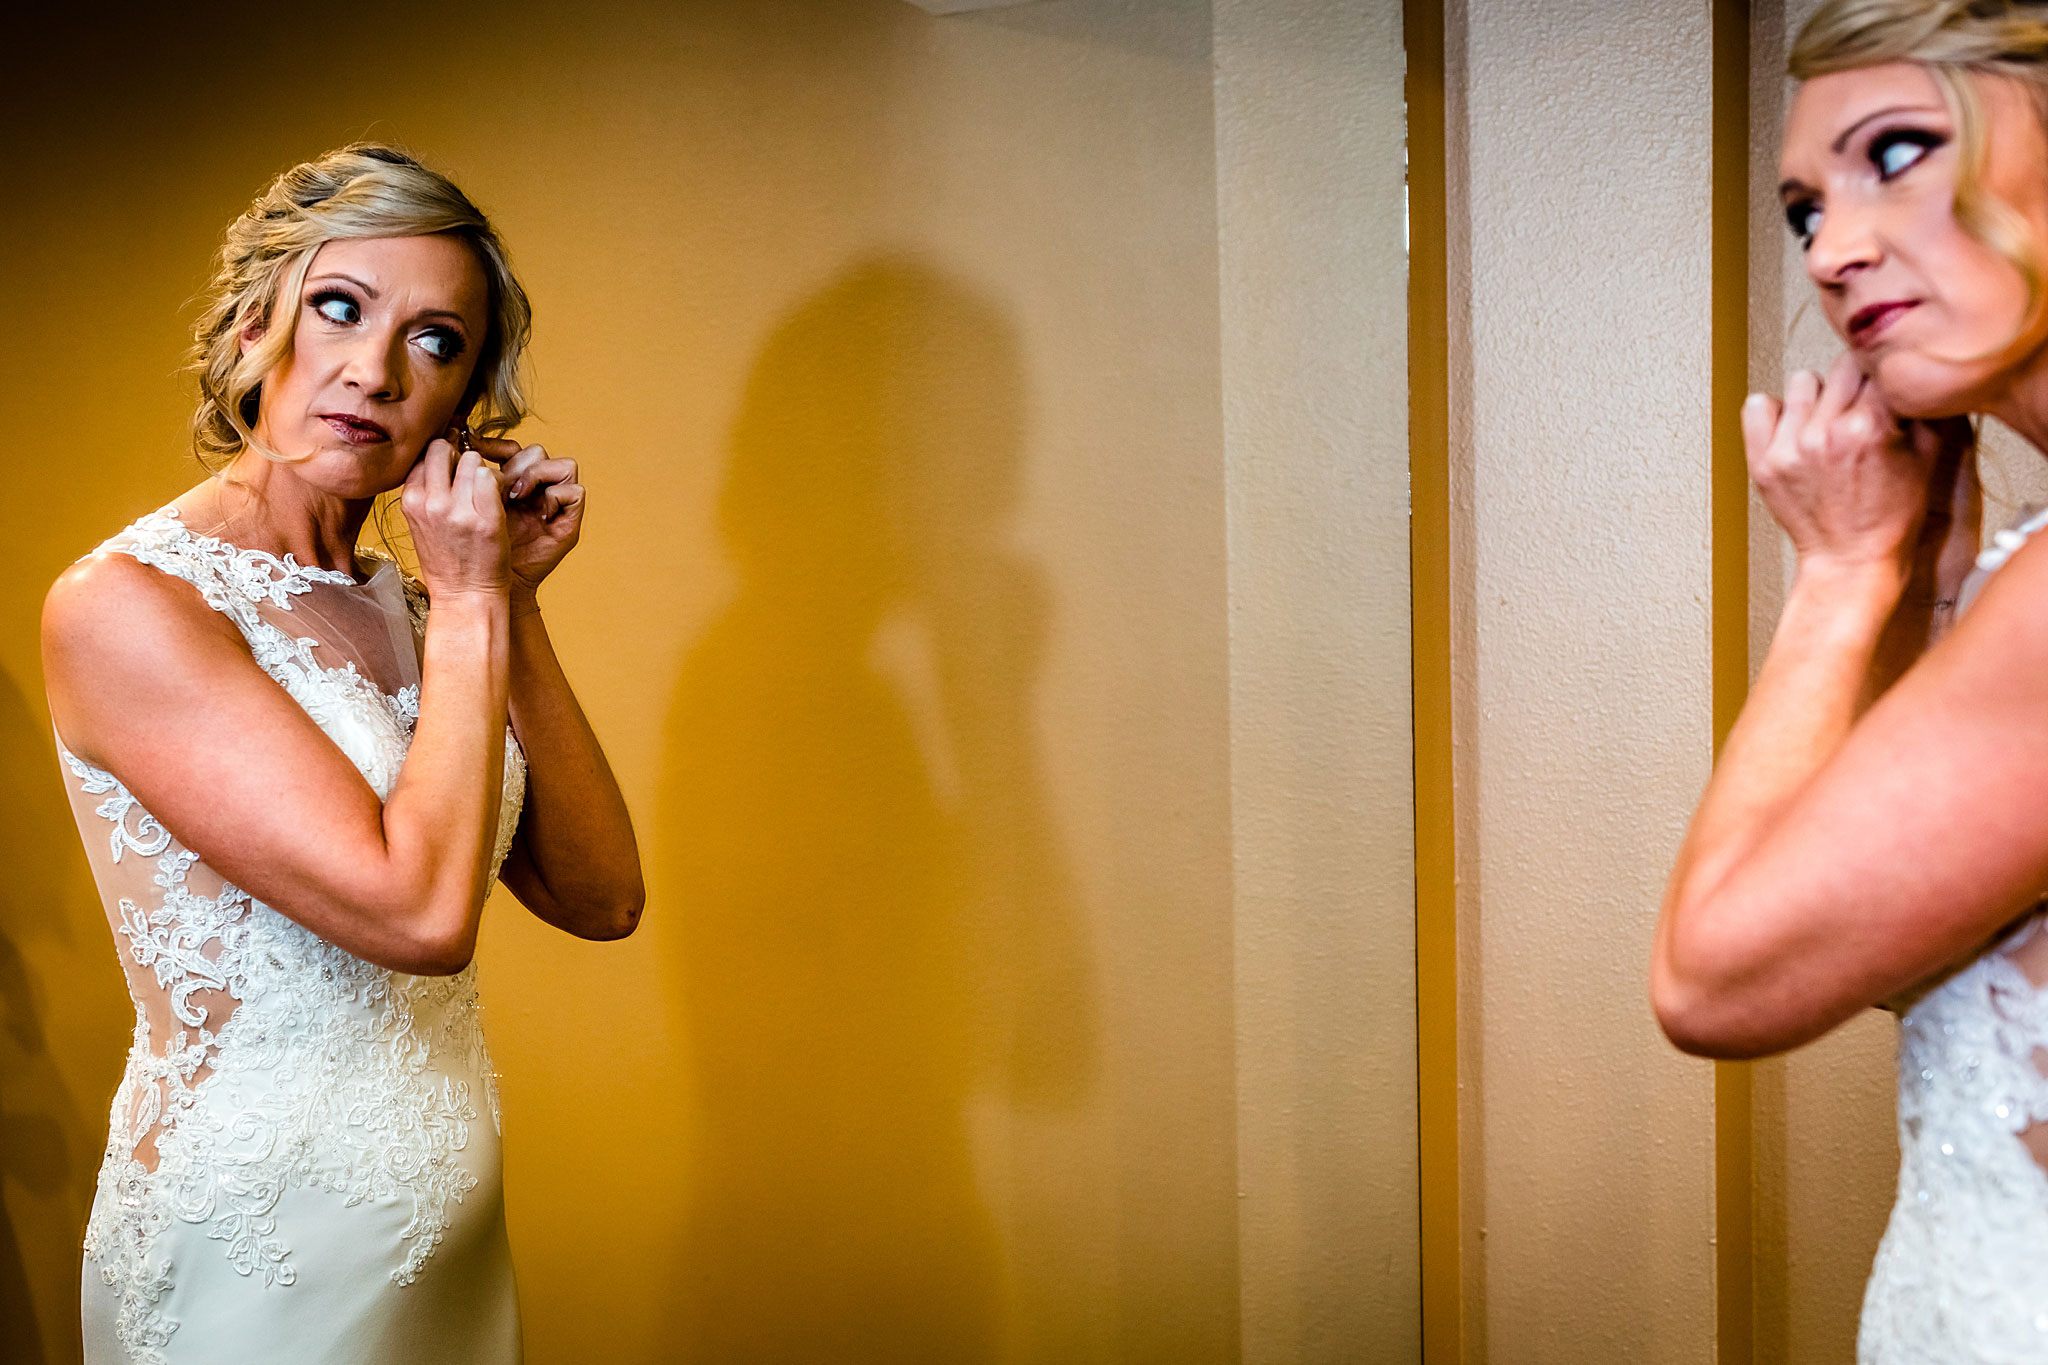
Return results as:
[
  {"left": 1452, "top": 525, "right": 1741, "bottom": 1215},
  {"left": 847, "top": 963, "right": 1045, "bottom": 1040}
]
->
[
  {"left": 717, "top": 256, "right": 1022, "bottom": 610},
  {"left": 658, "top": 256, "right": 1095, "bottom": 1363}
]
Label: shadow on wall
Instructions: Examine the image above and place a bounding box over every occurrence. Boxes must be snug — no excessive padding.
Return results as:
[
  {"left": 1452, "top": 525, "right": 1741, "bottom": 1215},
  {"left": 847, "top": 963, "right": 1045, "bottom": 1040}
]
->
[
  {"left": 658, "top": 256, "right": 1097, "bottom": 1363},
  {"left": 0, "top": 662, "right": 106, "bottom": 1365}
]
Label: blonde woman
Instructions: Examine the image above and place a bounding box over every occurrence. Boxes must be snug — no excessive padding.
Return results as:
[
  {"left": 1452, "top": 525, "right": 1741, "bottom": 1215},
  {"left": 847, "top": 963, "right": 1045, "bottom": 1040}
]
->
[
  {"left": 1656, "top": 2, "right": 2048, "bottom": 1356},
  {"left": 41, "top": 144, "right": 642, "bottom": 1363}
]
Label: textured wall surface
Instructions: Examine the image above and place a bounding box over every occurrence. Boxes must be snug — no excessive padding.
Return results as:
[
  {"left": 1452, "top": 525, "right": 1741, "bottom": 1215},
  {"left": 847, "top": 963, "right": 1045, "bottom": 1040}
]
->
[
  {"left": 1454, "top": 0, "right": 1719, "bottom": 1358},
  {"left": 1215, "top": 0, "right": 1419, "bottom": 1360}
]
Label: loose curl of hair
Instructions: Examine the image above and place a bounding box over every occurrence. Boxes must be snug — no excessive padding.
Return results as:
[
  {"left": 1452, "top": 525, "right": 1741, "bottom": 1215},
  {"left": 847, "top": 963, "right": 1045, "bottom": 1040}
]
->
[
  {"left": 1792, "top": 1, "right": 2048, "bottom": 344},
  {"left": 189, "top": 142, "right": 532, "bottom": 470}
]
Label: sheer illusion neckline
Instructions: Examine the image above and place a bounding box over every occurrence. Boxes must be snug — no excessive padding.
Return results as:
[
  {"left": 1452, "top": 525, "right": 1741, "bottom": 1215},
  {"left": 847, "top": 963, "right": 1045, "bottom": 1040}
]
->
[{"left": 150, "top": 505, "right": 395, "bottom": 590}]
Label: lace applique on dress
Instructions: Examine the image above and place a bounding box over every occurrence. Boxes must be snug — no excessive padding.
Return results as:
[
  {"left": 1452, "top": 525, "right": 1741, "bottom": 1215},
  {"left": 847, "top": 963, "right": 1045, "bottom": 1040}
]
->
[
  {"left": 1860, "top": 507, "right": 2048, "bottom": 1364},
  {"left": 1861, "top": 917, "right": 2048, "bottom": 1362},
  {"left": 62, "top": 508, "right": 526, "bottom": 1365}
]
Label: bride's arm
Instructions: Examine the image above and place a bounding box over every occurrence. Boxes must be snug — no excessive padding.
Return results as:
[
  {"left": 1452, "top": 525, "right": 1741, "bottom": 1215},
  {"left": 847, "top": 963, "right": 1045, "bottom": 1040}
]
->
[
  {"left": 494, "top": 602, "right": 644, "bottom": 940},
  {"left": 1653, "top": 359, "right": 2042, "bottom": 1058},
  {"left": 42, "top": 442, "right": 514, "bottom": 977},
  {"left": 465, "top": 433, "right": 644, "bottom": 941}
]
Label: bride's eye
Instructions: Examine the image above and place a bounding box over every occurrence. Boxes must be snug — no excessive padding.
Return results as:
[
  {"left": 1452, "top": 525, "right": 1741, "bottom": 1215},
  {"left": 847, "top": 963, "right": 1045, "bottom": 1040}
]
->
[
  {"left": 1871, "top": 129, "right": 1941, "bottom": 181},
  {"left": 1785, "top": 198, "right": 1821, "bottom": 249},
  {"left": 415, "top": 327, "right": 466, "bottom": 363},
  {"left": 311, "top": 290, "right": 360, "bottom": 325}
]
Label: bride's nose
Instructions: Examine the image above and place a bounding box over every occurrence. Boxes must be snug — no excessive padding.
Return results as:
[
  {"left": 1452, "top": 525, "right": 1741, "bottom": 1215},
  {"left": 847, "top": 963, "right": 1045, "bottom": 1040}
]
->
[
  {"left": 340, "top": 329, "right": 407, "bottom": 402},
  {"left": 1807, "top": 197, "right": 1884, "bottom": 289}
]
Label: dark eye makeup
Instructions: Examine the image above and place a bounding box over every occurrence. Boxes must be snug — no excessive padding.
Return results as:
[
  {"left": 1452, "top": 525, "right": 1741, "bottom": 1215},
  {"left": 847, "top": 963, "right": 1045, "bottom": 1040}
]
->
[
  {"left": 1780, "top": 125, "right": 1948, "bottom": 251},
  {"left": 305, "top": 287, "right": 467, "bottom": 365},
  {"left": 1785, "top": 198, "right": 1821, "bottom": 249},
  {"left": 1870, "top": 127, "right": 1943, "bottom": 181},
  {"left": 417, "top": 327, "right": 466, "bottom": 363},
  {"left": 309, "top": 288, "right": 361, "bottom": 326}
]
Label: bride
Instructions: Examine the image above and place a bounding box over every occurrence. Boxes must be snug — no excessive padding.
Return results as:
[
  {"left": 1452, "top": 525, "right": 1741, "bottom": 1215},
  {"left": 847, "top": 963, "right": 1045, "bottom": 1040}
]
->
[
  {"left": 1654, "top": 2, "right": 2048, "bottom": 1358},
  {"left": 40, "top": 144, "right": 643, "bottom": 1363}
]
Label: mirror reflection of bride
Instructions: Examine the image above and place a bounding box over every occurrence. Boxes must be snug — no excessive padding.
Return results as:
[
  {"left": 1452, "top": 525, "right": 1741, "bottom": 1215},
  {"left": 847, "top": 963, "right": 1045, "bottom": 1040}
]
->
[
  {"left": 40, "top": 143, "right": 643, "bottom": 1364},
  {"left": 1656, "top": 3, "right": 2048, "bottom": 1358}
]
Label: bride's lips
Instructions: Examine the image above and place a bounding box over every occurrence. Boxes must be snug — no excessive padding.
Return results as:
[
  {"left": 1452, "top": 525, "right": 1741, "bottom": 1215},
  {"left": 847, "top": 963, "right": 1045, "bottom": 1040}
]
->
[
  {"left": 320, "top": 413, "right": 392, "bottom": 445},
  {"left": 1847, "top": 299, "right": 1919, "bottom": 345}
]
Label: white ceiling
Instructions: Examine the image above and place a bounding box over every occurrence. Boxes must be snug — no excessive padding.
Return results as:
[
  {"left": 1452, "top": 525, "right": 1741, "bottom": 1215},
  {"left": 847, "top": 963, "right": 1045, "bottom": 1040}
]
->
[{"left": 901, "top": 0, "right": 1045, "bottom": 13}]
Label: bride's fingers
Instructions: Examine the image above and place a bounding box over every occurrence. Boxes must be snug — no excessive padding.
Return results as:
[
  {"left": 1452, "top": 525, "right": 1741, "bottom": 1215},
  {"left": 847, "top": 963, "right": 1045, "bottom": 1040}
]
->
[
  {"left": 1756, "top": 373, "right": 1822, "bottom": 487},
  {"left": 1778, "top": 370, "right": 1822, "bottom": 457},
  {"left": 468, "top": 461, "right": 508, "bottom": 522},
  {"left": 501, "top": 447, "right": 543, "bottom": 490},
  {"left": 1742, "top": 393, "right": 1783, "bottom": 473},
  {"left": 507, "top": 457, "right": 577, "bottom": 501},
  {"left": 465, "top": 434, "right": 527, "bottom": 465},
  {"left": 400, "top": 446, "right": 432, "bottom": 515},
  {"left": 1807, "top": 351, "right": 1868, "bottom": 441},
  {"left": 420, "top": 437, "right": 457, "bottom": 496},
  {"left": 452, "top": 449, "right": 497, "bottom": 514},
  {"left": 538, "top": 481, "right": 584, "bottom": 523},
  {"left": 1834, "top": 369, "right": 1894, "bottom": 453}
]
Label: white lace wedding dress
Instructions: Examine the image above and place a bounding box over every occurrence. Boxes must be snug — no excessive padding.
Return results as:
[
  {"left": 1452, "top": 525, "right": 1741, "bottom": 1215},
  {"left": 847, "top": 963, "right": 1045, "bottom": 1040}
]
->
[
  {"left": 1860, "top": 504, "right": 2048, "bottom": 1363},
  {"left": 56, "top": 508, "right": 527, "bottom": 1364}
]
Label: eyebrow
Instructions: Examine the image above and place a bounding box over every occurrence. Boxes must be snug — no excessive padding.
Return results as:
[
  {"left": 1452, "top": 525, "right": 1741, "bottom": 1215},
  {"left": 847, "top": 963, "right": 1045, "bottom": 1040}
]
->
[
  {"left": 1776, "top": 102, "right": 1947, "bottom": 199},
  {"left": 309, "top": 271, "right": 379, "bottom": 299},
  {"left": 1830, "top": 101, "right": 1945, "bottom": 153},
  {"left": 306, "top": 272, "right": 471, "bottom": 330}
]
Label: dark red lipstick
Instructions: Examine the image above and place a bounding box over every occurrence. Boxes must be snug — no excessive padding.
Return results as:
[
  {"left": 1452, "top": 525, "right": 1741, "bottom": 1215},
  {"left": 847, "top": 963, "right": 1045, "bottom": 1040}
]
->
[
  {"left": 1847, "top": 299, "right": 1918, "bottom": 345},
  {"left": 320, "top": 412, "right": 391, "bottom": 445}
]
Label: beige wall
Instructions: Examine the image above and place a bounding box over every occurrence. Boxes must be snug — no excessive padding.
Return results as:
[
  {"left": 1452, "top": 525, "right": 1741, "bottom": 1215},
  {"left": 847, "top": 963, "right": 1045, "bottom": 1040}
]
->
[
  {"left": 1448, "top": 0, "right": 1719, "bottom": 1358},
  {"left": 1, "top": 3, "right": 1421, "bottom": 1362},
  {"left": 1215, "top": 0, "right": 1418, "bottom": 1360}
]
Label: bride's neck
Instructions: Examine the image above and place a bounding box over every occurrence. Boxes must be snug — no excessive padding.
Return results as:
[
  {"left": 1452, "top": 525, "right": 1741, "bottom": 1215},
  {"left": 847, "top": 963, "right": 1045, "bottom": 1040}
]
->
[
  {"left": 188, "top": 452, "right": 373, "bottom": 575},
  {"left": 1983, "top": 341, "right": 2048, "bottom": 454}
]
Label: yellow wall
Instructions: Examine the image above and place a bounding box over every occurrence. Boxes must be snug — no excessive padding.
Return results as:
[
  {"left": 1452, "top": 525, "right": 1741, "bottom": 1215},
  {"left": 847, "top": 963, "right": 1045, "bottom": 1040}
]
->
[{"left": 2, "top": 3, "right": 1422, "bottom": 1362}]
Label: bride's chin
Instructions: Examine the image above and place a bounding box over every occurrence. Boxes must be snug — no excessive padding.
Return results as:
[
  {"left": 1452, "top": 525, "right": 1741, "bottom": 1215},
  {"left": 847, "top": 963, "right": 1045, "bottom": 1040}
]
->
[
  {"left": 1870, "top": 362, "right": 1976, "bottom": 422},
  {"left": 298, "top": 452, "right": 415, "bottom": 501}
]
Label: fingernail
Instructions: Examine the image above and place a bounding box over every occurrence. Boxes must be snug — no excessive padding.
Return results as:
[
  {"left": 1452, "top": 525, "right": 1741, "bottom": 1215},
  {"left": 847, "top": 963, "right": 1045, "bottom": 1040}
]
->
[{"left": 1744, "top": 393, "right": 1765, "bottom": 410}]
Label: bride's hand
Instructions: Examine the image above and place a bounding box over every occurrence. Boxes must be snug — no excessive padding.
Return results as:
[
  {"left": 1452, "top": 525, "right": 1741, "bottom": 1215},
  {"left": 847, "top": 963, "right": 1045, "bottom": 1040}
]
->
[
  {"left": 401, "top": 437, "right": 511, "bottom": 601},
  {"left": 1745, "top": 351, "right": 1946, "bottom": 584},
  {"left": 466, "top": 434, "right": 582, "bottom": 598}
]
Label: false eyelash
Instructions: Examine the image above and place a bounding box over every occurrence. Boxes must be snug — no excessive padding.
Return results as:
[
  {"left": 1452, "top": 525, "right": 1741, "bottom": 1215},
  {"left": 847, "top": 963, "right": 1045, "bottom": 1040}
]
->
[
  {"left": 417, "top": 328, "right": 466, "bottom": 363},
  {"left": 309, "top": 288, "right": 360, "bottom": 319},
  {"left": 1870, "top": 127, "right": 1943, "bottom": 181},
  {"left": 1784, "top": 199, "right": 1819, "bottom": 248}
]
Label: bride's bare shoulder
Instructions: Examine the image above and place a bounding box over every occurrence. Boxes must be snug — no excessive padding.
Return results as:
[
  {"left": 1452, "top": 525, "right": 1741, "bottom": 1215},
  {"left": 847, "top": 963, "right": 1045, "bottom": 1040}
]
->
[
  {"left": 42, "top": 551, "right": 252, "bottom": 727},
  {"left": 43, "top": 549, "right": 230, "bottom": 648}
]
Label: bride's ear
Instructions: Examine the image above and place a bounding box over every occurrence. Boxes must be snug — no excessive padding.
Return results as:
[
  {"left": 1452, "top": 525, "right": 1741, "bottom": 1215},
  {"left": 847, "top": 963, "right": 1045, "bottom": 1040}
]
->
[{"left": 238, "top": 321, "right": 266, "bottom": 357}]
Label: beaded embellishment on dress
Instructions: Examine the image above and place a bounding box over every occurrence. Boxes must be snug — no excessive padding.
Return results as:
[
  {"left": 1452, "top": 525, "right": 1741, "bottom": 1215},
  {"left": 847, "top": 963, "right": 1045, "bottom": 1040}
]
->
[{"left": 1860, "top": 507, "right": 2048, "bottom": 1364}]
